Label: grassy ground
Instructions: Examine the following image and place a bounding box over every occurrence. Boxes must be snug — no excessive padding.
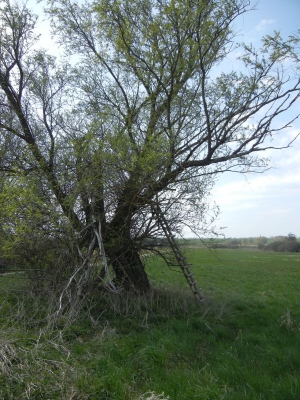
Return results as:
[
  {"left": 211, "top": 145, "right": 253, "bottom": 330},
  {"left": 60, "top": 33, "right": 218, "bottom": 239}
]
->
[{"left": 0, "top": 248, "right": 299, "bottom": 399}]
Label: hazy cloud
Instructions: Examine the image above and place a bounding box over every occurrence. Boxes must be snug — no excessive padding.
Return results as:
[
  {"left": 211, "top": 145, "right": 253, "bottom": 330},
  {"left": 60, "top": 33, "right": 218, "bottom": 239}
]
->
[
  {"left": 255, "top": 19, "right": 276, "bottom": 31},
  {"left": 213, "top": 170, "right": 300, "bottom": 212}
]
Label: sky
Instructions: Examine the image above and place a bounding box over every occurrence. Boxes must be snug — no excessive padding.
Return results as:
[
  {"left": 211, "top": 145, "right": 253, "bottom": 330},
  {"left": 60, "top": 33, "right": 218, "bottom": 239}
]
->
[
  {"left": 209, "top": 0, "right": 300, "bottom": 239},
  {"left": 28, "top": 0, "right": 300, "bottom": 239}
]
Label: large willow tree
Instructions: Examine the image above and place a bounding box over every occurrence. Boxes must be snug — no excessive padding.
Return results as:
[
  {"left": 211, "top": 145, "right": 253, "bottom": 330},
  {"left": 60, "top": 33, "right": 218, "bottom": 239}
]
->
[{"left": 0, "top": 0, "right": 299, "bottom": 294}]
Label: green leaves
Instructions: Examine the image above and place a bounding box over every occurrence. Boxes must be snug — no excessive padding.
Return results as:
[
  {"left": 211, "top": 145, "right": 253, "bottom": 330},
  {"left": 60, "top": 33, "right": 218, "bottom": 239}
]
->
[{"left": 1, "top": 0, "right": 300, "bottom": 292}]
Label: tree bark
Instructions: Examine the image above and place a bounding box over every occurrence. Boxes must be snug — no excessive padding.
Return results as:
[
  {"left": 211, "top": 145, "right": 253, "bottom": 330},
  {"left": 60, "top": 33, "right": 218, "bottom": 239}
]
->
[
  {"left": 109, "top": 245, "right": 150, "bottom": 293},
  {"left": 104, "top": 213, "right": 150, "bottom": 293}
]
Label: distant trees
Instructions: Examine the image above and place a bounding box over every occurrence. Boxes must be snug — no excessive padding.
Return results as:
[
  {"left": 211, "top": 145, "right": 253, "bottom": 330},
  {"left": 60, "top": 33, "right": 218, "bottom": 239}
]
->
[
  {"left": 287, "top": 233, "right": 297, "bottom": 241},
  {"left": 262, "top": 234, "right": 299, "bottom": 253},
  {"left": 257, "top": 236, "right": 268, "bottom": 249},
  {"left": 209, "top": 235, "right": 299, "bottom": 252},
  {"left": 278, "top": 241, "right": 300, "bottom": 253}
]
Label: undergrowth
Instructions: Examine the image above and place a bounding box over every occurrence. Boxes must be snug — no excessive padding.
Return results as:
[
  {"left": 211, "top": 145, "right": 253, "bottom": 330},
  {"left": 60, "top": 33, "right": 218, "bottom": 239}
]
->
[{"left": 1, "top": 248, "right": 300, "bottom": 399}]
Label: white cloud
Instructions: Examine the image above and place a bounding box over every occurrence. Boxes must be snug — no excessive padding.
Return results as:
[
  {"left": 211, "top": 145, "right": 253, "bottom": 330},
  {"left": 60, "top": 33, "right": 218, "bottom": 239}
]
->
[
  {"left": 213, "top": 169, "right": 300, "bottom": 213},
  {"left": 211, "top": 127, "right": 300, "bottom": 236},
  {"left": 255, "top": 19, "right": 276, "bottom": 31}
]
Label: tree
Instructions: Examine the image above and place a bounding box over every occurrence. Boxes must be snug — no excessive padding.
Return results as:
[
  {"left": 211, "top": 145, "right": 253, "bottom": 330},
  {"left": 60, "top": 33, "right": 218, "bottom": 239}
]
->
[
  {"left": 1, "top": 0, "right": 300, "bottom": 295},
  {"left": 257, "top": 236, "right": 268, "bottom": 249},
  {"left": 287, "top": 233, "right": 297, "bottom": 241},
  {"left": 278, "top": 241, "right": 300, "bottom": 253}
]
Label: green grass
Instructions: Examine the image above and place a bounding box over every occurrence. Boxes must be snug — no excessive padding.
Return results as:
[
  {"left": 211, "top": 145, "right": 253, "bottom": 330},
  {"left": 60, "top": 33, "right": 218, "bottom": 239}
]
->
[{"left": 1, "top": 248, "right": 300, "bottom": 399}]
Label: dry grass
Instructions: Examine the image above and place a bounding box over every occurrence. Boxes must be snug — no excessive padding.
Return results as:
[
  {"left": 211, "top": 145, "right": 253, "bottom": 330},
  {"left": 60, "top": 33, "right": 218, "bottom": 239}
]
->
[
  {"left": 280, "top": 309, "right": 300, "bottom": 332},
  {"left": 0, "top": 329, "right": 84, "bottom": 399},
  {"left": 140, "top": 392, "right": 171, "bottom": 400},
  {"left": 1, "top": 248, "right": 300, "bottom": 399}
]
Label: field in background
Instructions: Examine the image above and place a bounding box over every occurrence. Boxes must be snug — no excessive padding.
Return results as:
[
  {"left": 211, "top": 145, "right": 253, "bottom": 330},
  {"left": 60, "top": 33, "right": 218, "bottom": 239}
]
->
[{"left": 1, "top": 247, "right": 299, "bottom": 399}]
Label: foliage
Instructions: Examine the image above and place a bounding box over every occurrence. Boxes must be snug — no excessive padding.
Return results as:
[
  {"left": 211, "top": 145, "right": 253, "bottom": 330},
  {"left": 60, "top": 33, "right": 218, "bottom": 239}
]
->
[
  {"left": 207, "top": 236, "right": 300, "bottom": 252},
  {"left": 264, "top": 240, "right": 285, "bottom": 252},
  {"left": 0, "top": 174, "right": 79, "bottom": 291},
  {"left": 257, "top": 236, "right": 268, "bottom": 249},
  {"left": 0, "top": 0, "right": 300, "bottom": 298},
  {"left": 287, "top": 233, "right": 297, "bottom": 241},
  {"left": 277, "top": 241, "right": 300, "bottom": 253},
  {"left": 264, "top": 238, "right": 300, "bottom": 252}
]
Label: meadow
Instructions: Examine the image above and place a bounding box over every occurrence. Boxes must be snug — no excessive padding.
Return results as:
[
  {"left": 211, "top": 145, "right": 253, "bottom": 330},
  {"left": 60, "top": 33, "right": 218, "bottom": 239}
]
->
[{"left": 0, "top": 247, "right": 299, "bottom": 399}]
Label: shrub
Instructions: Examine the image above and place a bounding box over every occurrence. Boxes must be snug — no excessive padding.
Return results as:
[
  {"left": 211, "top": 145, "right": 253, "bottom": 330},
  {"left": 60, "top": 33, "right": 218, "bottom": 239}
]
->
[
  {"left": 264, "top": 241, "right": 285, "bottom": 252},
  {"left": 265, "top": 240, "right": 300, "bottom": 253},
  {"left": 257, "top": 237, "right": 268, "bottom": 249},
  {"left": 2, "top": 232, "right": 80, "bottom": 293},
  {"left": 277, "top": 241, "right": 300, "bottom": 253}
]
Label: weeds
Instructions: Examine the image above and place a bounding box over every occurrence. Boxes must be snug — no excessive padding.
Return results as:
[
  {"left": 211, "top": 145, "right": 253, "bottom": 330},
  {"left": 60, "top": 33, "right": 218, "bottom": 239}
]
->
[
  {"left": 0, "top": 330, "right": 80, "bottom": 399},
  {"left": 0, "top": 248, "right": 299, "bottom": 399},
  {"left": 281, "top": 309, "right": 300, "bottom": 332},
  {"left": 89, "top": 286, "right": 217, "bottom": 320}
]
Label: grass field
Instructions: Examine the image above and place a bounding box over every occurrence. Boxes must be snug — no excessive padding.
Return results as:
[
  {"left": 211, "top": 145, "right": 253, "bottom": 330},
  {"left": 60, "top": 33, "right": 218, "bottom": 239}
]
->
[{"left": 0, "top": 248, "right": 299, "bottom": 399}]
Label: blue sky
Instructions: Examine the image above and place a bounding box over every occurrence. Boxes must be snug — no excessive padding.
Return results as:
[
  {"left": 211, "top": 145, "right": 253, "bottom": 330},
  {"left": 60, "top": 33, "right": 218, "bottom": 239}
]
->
[{"left": 210, "top": 0, "right": 300, "bottom": 238}]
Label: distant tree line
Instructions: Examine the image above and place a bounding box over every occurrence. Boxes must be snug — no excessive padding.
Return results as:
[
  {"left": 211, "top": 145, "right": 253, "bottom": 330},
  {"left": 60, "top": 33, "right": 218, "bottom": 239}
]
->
[
  {"left": 261, "top": 233, "right": 300, "bottom": 253},
  {"left": 208, "top": 234, "right": 299, "bottom": 252}
]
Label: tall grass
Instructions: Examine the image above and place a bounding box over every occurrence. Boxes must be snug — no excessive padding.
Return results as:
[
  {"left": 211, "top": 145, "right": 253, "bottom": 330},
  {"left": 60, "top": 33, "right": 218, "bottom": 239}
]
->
[{"left": 1, "top": 248, "right": 299, "bottom": 399}]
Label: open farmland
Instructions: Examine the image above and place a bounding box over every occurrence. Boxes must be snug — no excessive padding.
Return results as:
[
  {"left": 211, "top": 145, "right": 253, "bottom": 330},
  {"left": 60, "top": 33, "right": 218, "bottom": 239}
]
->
[{"left": 0, "top": 247, "right": 299, "bottom": 399}]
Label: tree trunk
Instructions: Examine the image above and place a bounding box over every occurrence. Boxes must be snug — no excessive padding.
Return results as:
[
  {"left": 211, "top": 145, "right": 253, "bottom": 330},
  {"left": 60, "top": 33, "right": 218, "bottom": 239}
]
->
[
  {"left": 104, "top": 190, "right": 151, "bottom": 293},
  {"left": 109, "top": 245, "right": 150, "bottom": 293}
]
